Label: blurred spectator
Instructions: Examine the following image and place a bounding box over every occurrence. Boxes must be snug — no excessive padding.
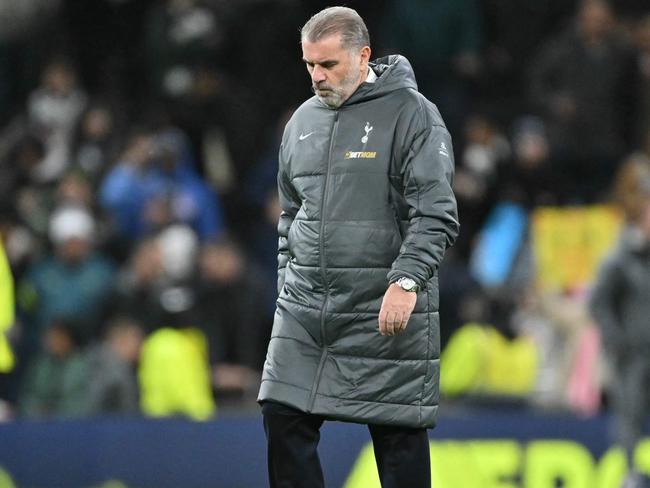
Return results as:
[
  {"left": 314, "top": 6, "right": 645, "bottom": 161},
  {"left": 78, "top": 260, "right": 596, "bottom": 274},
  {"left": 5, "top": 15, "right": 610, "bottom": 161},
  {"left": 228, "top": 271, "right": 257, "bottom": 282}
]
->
[
  {"left": 71, "top": 103, "right": 121, "bottom": 185},
  {"left": 99, "top": 128, "right": 225, "bottom": 242},
  {"left": 453, "top": 114, "right": 510, "bottom": 256},
  {"left": 441, "top": 288, "right": 538, "bottom": 400},
  {"left": 440, "top": 320, "right": 538, "bottom": 400},
  {"left": 438, "top": 249, "right": 480, "bottom": 350},
  {"left": 197, "top": 238, "right": 268, "bottom": 374},
  {"left": 112, "top": 237, "right": 166, "bottom": 331},
  {"left": 112, "top": 223, "right": 212, "bottom": 419},
  {"left": 158, "top": 224, "right": 199, "bottom": 283},
  {"left": 513, "top": 287, "right": 598, "bottom": 411},
  {"left": 27, "top": 59, "right": 87, "bottom": 183},
  {"left": 9, "top": 167, "right": 96, "bottom": 254},
  {"left": 56, "top": 171, "right": 95, "bottom": 209},
  {"left": 242, "top": 108, "right": 294, "bottom": 212},
  {"left": 113, "top": 224, "right": 199, "bottom": 332},
  {"left": 529, "top": 0, "right": 638, "bottom": 201},
  {"left": 0, "top": 204, "right": 37, "bottom": 284},
  {"left": 589, "top": 175, "right": 650, "bottom": 485},
  {"left": 510, "top": 289, "right": 570, "bottom": 409},
  {"left": 84, "top": 316, "right": 143, "bottom": 416},
  {"left": 381, "top": 0, "right": 482, "bottom": 135},
  {"left": 18, "top": 318, "right": 89, "bottom": 419},
  {"left": 209, "top": 1, "right": 308, "bottom": 188},
  {"left": 460, "top": 115, "right": 510, "bottom": 189},
  {"left": 498, "top": 116, "right": 560, "bottom": 207},
  {"left": 245, "top": 190, "right": 284, "bottom": 322},
  {"left": 0, "top": 239, "right": 16, "bottom": 418},
  {"left": 612, "top": 152, "right": 650, "bottom": 223},
  {"left": 0, "top": 1, "right": 62, "bottom": 44},
  {"left": 0, "top": 135, "right": 45, "bottom": 210},
  {"left": 0, "top": 241, "right": 15, "bottom": 374},
  {"left": 143, "top": 0, "right": 224, "bottom": 102},
  {"left": 480, "top": 0, "right": 578, "bottom": 117},
  {"left": 237, "top": 110, "right": 295, "bottom": 343},
  {"left": 142, "top": 0, "right": 233, "bottom": 179},
  {"left": 138, "top": 326, "right": 215, "bottom": 421},
  {"left": 0, "top": 0, "right": 63, "bottom": 124},
  {"left": 17, "top": 205, "right": 115, "bottom": 362},
  {"left": 0, "top": 135, "right": 53, "bottom": 248},
  {"left": 635, "top": 14, "right": 650, "bottom": 146}
]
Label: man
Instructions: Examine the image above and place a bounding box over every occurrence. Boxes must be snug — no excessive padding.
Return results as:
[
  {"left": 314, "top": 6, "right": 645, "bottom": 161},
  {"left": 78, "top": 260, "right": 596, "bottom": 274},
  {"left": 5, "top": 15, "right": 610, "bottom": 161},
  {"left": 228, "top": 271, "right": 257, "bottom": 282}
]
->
[
  {"left": 590, "top": 178, "right": 650, "bottom": 488},
  {"left": 529, "top": 0, "right": 637, "bottom": 202},
  {"left": 258, "top": 7, "right": 459, "bottom": 488},
  {"left": 19, "top": 205, "right": 115, "bottom": 353},
  {"left": 84, "top": 316, "right": 143, "bottom": 416}
]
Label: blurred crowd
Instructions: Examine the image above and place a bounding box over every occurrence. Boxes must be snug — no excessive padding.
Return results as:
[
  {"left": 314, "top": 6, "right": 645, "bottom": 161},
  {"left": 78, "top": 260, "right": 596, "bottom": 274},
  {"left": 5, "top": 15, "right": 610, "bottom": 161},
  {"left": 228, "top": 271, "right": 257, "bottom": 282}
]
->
[{"left": 1, "top": 0, "right": 650, "bottom": 421}]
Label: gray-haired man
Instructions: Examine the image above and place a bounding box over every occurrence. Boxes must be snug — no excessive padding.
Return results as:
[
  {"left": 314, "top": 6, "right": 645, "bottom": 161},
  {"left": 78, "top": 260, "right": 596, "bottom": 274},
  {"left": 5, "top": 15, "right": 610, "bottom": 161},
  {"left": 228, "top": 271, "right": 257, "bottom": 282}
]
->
[{"left": 258, "top": 7, "right": 459, "bottom": 487}]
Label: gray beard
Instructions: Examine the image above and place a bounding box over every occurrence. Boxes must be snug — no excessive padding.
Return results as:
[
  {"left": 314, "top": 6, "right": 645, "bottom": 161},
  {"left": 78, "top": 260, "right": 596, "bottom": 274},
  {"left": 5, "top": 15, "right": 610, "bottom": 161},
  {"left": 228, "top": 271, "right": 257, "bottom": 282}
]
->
[
  {"left": 313, "top": 65, "right": 361, "bottom": 109},
  {"left": 316, "top": 91, "right": 344, "bottom": 109}
]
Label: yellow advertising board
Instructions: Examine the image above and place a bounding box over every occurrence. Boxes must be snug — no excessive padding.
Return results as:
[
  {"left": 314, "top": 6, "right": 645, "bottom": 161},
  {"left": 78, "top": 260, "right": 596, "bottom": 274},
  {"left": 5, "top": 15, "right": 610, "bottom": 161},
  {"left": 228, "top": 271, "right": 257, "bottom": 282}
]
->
[
  {"left": 345, "top": 438, "right": 650, "bottom": 488},
  {"left": 531, "top": 206, "right": 622, "bottom": 291}
]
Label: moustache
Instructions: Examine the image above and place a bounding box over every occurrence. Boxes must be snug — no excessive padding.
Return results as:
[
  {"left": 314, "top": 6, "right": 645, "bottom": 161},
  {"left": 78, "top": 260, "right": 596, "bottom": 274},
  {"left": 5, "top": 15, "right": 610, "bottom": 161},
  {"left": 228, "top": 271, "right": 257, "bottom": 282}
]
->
[{"left": 312, "top": 83, "right": 333, "bottom": 93}]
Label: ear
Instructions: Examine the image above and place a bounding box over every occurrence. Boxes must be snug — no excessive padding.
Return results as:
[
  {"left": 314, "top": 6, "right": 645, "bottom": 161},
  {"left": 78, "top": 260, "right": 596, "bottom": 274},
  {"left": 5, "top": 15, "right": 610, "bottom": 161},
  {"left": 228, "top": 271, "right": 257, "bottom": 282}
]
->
[{"left": 360, "top": 45, "right": 371, "bottom": 64}]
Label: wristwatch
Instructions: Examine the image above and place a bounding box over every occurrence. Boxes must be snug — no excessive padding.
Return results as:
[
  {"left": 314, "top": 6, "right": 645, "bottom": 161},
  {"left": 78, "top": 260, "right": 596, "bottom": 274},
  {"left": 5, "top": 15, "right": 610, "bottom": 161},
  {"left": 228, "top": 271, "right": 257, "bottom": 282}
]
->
[{"left": 394, "top": 277, "right": 420, "bottom": 292}]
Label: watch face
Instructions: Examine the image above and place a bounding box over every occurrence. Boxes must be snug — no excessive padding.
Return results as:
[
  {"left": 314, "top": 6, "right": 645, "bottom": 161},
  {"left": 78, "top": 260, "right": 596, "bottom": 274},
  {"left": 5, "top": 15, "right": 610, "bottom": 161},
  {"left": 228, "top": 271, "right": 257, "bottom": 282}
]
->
[{"left": 398, "top": 277, "right": 416, "bottom": 291}]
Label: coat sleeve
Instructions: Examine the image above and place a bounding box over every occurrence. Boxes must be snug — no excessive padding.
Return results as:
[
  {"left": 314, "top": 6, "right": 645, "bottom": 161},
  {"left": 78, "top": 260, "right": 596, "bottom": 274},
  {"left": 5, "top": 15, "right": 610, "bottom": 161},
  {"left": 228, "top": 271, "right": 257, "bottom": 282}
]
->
[
  {"left": 276, "top": 144, "right": 301, "bottom": 294},
  {"left": 387, "top": 124, "right": 459, "bottom": 288},
  {"left": 589, "top": 255, "right": 625, "bottom": 354}
]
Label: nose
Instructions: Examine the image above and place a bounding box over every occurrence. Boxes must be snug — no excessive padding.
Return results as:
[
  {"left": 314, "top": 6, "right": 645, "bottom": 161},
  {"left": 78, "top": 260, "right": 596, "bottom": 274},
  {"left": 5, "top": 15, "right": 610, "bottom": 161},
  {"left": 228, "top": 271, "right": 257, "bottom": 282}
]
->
[{"left": 311, "top": 65, "right": 327, "bottom": 84}]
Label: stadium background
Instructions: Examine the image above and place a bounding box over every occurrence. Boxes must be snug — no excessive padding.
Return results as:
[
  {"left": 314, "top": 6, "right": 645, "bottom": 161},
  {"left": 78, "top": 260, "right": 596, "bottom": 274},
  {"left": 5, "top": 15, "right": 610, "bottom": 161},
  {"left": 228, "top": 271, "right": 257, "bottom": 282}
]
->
[{"left": 1, "top": 0, "right": 650, "bottom": 486}]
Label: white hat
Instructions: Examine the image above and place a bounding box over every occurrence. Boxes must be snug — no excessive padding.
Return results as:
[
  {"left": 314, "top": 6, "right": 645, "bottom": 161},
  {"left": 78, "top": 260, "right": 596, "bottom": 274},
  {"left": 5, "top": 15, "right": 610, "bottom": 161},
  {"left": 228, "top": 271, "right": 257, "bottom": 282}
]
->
[
  {"left": 157, "top": 224, "right": 198, "bottom": 281},
  {"left": 48, "top": 205, "right": 95, "bottom": 245}
]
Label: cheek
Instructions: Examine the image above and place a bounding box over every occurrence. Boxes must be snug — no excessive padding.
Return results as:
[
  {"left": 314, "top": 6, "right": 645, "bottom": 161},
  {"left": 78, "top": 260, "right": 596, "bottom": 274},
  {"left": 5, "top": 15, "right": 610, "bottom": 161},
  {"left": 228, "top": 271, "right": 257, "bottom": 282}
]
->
[{"left": 333, "top": 67, "right": 351, "bottom": 85}]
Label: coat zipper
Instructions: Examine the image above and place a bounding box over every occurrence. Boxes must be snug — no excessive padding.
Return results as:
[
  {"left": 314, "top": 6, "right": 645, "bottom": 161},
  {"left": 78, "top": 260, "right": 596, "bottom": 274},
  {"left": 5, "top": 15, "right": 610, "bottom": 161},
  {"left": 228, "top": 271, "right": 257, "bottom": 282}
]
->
[{"left": 308, "top": 111, "right": 339, "bottom": 411}]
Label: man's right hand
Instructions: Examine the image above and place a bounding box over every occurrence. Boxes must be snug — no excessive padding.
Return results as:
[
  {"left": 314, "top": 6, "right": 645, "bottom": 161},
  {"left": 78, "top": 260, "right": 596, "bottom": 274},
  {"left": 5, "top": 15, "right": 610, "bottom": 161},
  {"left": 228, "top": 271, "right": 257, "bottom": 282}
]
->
[{"left": 378, "top": 283, "right": 417, "bottom": 336}]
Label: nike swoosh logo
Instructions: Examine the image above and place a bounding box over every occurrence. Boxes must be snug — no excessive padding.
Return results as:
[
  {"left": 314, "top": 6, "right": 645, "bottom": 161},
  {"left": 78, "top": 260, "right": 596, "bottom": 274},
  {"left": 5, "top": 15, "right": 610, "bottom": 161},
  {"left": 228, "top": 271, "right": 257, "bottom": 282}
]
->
[{"left": 299, "top": 132, "right": 314, "bottom": 141}]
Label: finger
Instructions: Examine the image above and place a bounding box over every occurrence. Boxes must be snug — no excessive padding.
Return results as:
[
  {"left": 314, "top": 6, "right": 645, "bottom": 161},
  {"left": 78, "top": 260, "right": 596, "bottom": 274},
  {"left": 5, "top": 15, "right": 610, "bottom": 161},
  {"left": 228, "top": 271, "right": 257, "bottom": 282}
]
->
[
  {"left": 394, "top": 313, "right": 405, "bottom": 334},
  {"left": 378, "top": 308, "right": 388, "bottom": 335},
  {"left": 392, "top": 321, "right": 402, "bottom": 335},
  {"left": 396, "top": 312, "right": 410, "bottom": 334},
  {"left": 402, "top": 309, "right": 410, "bottom": 328},
  {"left": 392, "top": 312, "right": 404, "bottom": 334},
  {"left": 385, "top": 311, "right": 397, "bottom": 336}
]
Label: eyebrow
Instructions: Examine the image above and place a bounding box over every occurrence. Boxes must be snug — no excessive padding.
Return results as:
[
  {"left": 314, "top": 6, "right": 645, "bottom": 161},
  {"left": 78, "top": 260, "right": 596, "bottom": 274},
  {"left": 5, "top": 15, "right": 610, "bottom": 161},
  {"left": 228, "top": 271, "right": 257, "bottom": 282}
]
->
[{"left": 302, "top": 58, "right": 339, "bottom": 68}]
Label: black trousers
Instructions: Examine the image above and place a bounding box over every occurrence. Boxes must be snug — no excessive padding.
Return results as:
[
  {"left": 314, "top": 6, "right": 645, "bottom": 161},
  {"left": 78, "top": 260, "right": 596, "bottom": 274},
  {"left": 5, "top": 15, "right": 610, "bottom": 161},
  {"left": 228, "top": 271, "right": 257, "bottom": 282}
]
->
[{"left": 262, "top": 401, "right": 431, "bottom": 488}]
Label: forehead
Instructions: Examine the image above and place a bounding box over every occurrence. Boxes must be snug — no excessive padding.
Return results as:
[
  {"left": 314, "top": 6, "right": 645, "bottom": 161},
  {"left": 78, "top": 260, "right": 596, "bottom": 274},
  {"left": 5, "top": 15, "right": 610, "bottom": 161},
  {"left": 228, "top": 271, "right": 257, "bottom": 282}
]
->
[{"left": 302, "top": 34, "right": 348, "bottom": 62}]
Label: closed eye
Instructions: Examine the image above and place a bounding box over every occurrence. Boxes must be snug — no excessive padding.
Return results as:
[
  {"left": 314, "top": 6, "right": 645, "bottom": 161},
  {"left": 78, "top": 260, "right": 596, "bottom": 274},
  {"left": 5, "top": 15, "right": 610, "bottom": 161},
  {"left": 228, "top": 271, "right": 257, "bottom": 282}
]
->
[{"left": 302, "top": 59, "right": 338, "bottom": 70}]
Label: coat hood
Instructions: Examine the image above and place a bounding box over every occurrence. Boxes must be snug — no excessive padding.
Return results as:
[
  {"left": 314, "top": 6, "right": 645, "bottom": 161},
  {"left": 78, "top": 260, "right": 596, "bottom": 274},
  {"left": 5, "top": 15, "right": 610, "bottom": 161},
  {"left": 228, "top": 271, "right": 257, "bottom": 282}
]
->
[{"left": 343, "top": 55, "right": 418, "bottom": 106}]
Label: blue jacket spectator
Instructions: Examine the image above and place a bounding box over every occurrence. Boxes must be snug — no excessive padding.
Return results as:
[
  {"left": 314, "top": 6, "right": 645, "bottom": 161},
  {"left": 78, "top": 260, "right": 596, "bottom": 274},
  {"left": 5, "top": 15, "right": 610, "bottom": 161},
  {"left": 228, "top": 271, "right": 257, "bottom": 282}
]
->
[{"left": 100, "top": 128, "right": 225, "bottom": 241}]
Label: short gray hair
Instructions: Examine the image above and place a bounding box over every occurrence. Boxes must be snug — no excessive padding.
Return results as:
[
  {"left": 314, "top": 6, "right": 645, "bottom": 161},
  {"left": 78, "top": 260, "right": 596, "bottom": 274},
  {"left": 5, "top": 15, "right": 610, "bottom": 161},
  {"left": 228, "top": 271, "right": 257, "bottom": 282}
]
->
[{"left": 301, "top": 6, "right": 370, "bottom": 51}]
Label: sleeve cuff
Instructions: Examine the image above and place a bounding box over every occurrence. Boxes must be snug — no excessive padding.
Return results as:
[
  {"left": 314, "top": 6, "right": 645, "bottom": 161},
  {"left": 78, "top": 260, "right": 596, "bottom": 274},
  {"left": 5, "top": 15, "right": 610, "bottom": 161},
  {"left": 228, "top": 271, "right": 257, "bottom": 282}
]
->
[{"left": 386, "top": 270, "right": 424, "bottom": 289}]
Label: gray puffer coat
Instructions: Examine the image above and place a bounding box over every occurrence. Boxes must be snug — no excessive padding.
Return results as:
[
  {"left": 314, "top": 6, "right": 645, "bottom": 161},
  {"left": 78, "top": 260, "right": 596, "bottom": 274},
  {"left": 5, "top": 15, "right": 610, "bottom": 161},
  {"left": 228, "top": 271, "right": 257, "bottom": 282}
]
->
[
  {"left": 590, "top": 227, "right": 650, "bottom": 356},
  {"left": 258, "top": 55, "right": 459, "bottom": 428}
]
